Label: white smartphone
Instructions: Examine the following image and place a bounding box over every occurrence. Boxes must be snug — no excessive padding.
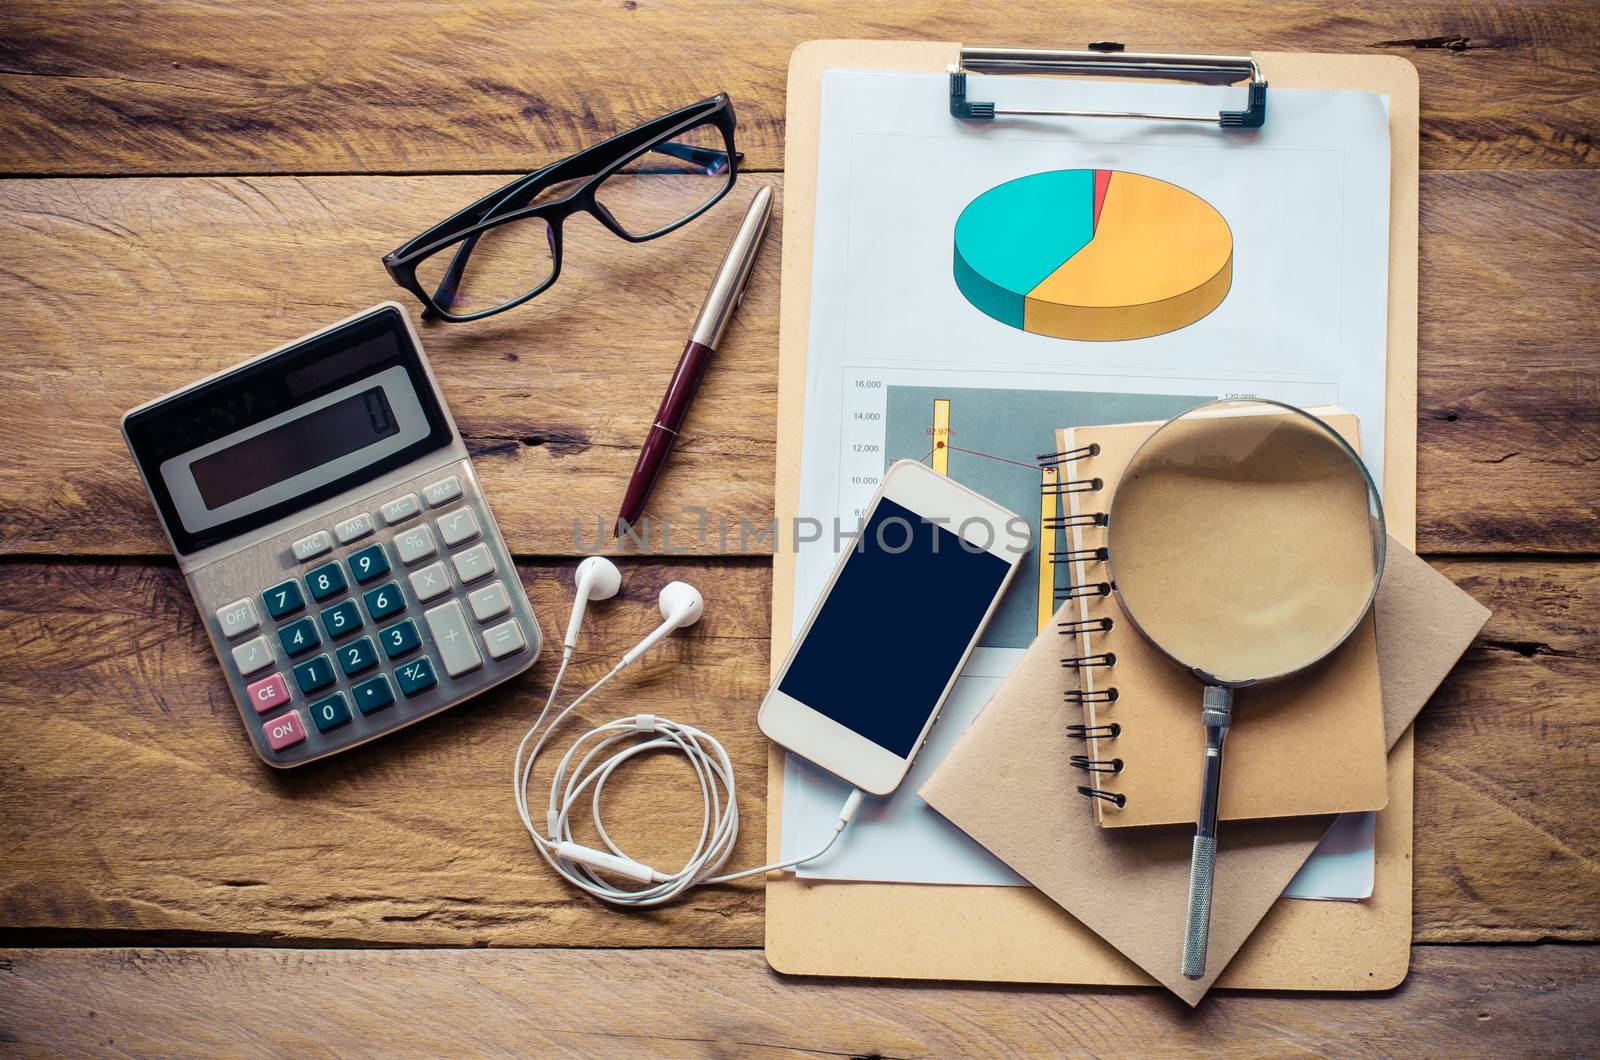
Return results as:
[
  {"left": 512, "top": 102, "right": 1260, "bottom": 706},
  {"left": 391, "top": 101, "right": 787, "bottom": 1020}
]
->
[{"left": 759, "top": 459, "right": 1030, "bottom": 795}]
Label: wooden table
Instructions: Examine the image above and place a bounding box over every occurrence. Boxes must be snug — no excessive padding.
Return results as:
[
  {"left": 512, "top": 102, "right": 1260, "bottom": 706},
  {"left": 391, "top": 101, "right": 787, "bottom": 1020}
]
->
[{"left": 2, "top": 2, "right": 1596, "bottom": 1053}]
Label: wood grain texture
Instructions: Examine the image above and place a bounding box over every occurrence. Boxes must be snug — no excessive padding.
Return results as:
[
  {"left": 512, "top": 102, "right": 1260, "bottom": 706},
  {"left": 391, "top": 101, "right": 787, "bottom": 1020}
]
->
[
  {"left": 0, "top": 557, "right": 774, "bottom": 947},
  {"left": 3, "top": 945, "right": 1598, "bottom": 1056},
  {"left": 1, "top": 556, "right": 1593, "bottom": 946},
  {"left": 2, "top": 1, "right": 1598, "bottom": 175},
  {"left": 0, "top": 171, "right": 1594, "bottom": 558}
]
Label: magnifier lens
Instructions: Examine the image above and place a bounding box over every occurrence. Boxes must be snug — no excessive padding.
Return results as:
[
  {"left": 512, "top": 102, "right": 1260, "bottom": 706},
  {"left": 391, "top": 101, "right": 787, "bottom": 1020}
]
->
[{"left": 1108, "top": 400, "right": 1383, "bottom": 684}]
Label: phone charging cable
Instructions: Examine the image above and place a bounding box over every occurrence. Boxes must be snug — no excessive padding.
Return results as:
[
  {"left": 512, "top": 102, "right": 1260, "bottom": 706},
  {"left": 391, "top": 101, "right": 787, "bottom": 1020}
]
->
[{"left": 512, "top": 574, "right": 863, "bottom": 908}]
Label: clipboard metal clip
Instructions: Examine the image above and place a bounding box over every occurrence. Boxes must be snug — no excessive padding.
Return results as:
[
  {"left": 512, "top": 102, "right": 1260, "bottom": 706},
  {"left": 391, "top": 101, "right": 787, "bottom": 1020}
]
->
[{"left": 949, "top": 45, "right": 1267, "bottom": 129}]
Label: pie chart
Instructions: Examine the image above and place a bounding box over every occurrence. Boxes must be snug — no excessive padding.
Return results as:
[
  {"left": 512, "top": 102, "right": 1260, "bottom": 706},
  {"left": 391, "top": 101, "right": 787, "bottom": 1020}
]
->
[{"left": 953, "top": 169, "right": 1232, "bottom": 341}]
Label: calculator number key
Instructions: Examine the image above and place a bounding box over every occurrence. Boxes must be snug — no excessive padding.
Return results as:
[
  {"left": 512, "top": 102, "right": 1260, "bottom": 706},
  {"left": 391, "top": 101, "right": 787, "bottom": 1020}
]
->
[
  {"left": 353, "top": 674, "right": 396, "bottom": 715},
  {"left": 293, "top": 653, "right": 336, "bottom": 695},
  {"left": 308, "top": 691, "right": 353, "bottom": 733},
  {"left": 425, "top": 599, "right": 483, "bottom": 678},
  {"left": 230, "top": 635, "right": 275, "bottom": 677},
  {"left": 263, "top": 579, "right": 306, "bottom": 619},
  {"left": 338, "top": 635, "right": 379, "bottom": 676},
  {"left": 396, "top": 656, "right": 438, "bottom": 697},
  {"left": 363, "top": 581, "right": 406, "bottom": 621},
  {"left": 319, "top": 599, "right": 363, "bottom": 640},
  {"left": 451, "top": 543, "right": 496, "bottom": 584},
  {"left": 348, "top": 542, "right": 391, "bottom": 584},
  {"left": 437, "top": 506, "right": 480, "bottom": 547},
  {"left": 379, "top": 619, "right": 422, "bottom": 659},
  {"left": 394, "top": 525, "right": 438, "bottom": 565},
  {"left": 278, "top": 617, "right": 321, "bottom": 657},
  {"left": 263, "top": 709, "right": 308, "bottom": 752},
  {"left": 215, "top": 597, "right": 260, "bottom": 639},
  {"left": 305, "top": 560, "right": 347, "bottom": 602},
  {"left": 245, "top": 672, "right": 290, "bottom": 715},
  {"left": 409, "top": 561, "right": 451, "bottom": 603}
]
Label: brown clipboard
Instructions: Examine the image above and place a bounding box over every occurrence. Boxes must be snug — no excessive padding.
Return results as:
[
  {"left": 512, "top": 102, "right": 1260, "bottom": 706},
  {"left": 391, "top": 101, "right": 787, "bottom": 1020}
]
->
[{"left": 766, "top": 40, "right": 1420, "bottom": 990}]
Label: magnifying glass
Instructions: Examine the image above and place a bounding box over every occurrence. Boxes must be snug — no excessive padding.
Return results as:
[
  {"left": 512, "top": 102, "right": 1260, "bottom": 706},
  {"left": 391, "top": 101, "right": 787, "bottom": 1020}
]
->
[{"left": 1105, "top": 399, "right": 1385, "bottom": 980}]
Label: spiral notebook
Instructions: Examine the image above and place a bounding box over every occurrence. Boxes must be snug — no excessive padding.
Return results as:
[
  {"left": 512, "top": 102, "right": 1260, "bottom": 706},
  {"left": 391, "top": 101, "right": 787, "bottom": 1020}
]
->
[{"left": 1050, "top": 410, "right": 1390, "bottom": 828}]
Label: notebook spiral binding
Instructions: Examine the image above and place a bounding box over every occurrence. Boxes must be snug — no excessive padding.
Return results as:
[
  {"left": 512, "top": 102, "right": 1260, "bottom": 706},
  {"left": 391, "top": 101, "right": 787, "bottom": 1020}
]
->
[{"left": 1037, "top": 443, "right": 1123, "bottom": 809}]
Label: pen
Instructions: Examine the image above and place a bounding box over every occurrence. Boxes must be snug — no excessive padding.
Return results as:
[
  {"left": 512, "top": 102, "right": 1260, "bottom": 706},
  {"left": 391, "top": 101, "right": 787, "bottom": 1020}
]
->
[{"left": 614, "top": 184, "right": 774, "bottom": 537}]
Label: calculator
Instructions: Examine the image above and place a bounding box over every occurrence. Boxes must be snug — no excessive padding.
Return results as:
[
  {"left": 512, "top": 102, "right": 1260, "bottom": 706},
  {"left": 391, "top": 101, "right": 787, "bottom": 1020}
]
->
[{"left": 122, "top": 303, "right": 543, "bottom": 767}]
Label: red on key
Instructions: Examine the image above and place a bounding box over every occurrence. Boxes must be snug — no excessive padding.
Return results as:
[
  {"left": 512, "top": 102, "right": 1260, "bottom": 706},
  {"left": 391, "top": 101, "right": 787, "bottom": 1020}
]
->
[
  {"left": 262, "top": 709, "right": 307, "bottom": 752},
  {"left": 246, "top": 672, "right": 290, "bottom": 715}
]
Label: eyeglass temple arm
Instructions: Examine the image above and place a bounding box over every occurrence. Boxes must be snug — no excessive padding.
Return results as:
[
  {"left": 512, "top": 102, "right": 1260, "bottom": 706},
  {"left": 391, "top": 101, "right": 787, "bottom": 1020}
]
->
[{"left": 424, "top": 140, "right": 734, "bottom": 315}]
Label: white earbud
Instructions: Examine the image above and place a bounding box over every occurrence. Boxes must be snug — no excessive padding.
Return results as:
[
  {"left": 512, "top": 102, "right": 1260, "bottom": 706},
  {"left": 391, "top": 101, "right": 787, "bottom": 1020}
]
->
[
  {"left": 621, "top": 581, "right": 704, "bottom": 666},
  {"left": 565, "top": 556, "right": 622, "bottom": 652}
]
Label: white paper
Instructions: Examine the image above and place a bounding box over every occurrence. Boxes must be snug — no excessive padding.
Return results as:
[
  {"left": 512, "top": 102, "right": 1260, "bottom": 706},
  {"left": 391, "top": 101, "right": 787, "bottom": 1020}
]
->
[
  {"left": 781, "top": 70, "right": 1390, "bottom": 892},
  {"left": 1283, "top": 811, "right": 1377, "bottom": 900}
]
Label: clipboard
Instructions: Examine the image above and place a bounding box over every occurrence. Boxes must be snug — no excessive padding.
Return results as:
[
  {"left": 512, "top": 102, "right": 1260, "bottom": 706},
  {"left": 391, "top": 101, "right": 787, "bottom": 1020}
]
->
[{"left": 767, "top": 40, "right": 1419, "bottom": 991}]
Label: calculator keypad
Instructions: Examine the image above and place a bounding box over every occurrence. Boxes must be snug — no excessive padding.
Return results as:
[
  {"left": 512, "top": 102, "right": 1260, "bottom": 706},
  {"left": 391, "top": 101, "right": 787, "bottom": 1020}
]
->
[
  {"left": 216, "top": 598, "right": 261, "bottom": 639},
  {"left": 425, "top": 600, "right": 483, "bottom": 678},
  {"left": 309, "top": 691, "right": 353, "bottom": 733},
  {"left": 353, "top": 674, "right": 395, "bottom": 715},
  {"left": 319, "top": 599, "right": 363, "bottom": 639},
  {"left": 423, "top": 475, "right": 462, "bottom": 507},
  {"left": 451, "top": 543, "right": 496, "bottom": 583},
  {"left": 279, "top": 617, "right": 321, "bottom": 657},
  {"left": 292, "top": 530, "right": 333, "bottom": 562},
  {"left": 231, "top": 635, "right": 274, "bottom": 676},
  {"left": 334, "top": 512, "right": 375, "bottom": 544},
  {"left": 380, "top": 618, "right": 422, "bottom": 659},
  {"left": 294, "top": 653, "right": 336, "bottom": 695},
  {"left": 484, "top": 617, "right": 528, "bottom": 660},
  {"left": 409, "top": 562, "right": 451, "bottom": 603},
  {"left": 264, "top": 710, "right": 308, "bottom": 751},
  {"left": 263, "top": 579, "right": 305, "bottom": 619},
  {"left": 246, "top": 672, "right": 290, "bottom": 714},
  {"left": 468, "top": 581, "right": 511, "bottom": 622},
  {"left": 396, "top": 656, "right": 438, "bottom": 696},
  {"left": 338, "top": 636, "right": 379, "bottom": 676},
  {"left": 306, "top": 560, "right": 348, "bottom": 601},
  {"left": 394, "top": 524, "right": 437, "bottom": 565},
  {"left": 436, "top": 506, "right": 480, "bottom": 547},
  {"left": 380, "top": 493, "right": 421, "bottom": 526},
  {"left": 363, "top": 581, "right": 406, "bottom": 621},
  {"left": 348, "top": 543, "right": 391, "bottom": 584},
  {"left": 193, "top": 460, "right": 540, "bottom": 768}
]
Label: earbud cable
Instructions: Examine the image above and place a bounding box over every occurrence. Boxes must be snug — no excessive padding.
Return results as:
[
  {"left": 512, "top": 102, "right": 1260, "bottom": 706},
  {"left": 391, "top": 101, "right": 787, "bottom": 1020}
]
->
[{"left": 513, "top": 647, "right": 863, "bottom": 907}]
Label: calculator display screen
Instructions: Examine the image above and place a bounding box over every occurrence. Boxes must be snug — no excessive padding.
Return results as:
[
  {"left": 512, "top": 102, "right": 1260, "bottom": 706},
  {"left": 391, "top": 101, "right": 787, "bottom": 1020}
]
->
[
  {"left": 124, "top": 306, "right": 452, "bottom": 555},
  {"left": 190, "top": 386, "right": 401, "bottom": 509}
]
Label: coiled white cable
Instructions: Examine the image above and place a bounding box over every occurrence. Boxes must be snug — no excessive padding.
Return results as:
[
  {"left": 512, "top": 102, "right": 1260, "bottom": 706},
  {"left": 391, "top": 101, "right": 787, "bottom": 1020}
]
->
[{"left": 513, "top": 647, "right": 863, "bottom": 907}]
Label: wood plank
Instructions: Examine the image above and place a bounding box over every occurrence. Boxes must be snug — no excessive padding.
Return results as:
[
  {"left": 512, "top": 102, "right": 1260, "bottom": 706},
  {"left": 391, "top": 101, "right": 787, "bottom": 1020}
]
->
[
  {"left": 2, "top": 945, "right": 1597, "bottom": 1055},
  {"left": 2, "top": 2, "right": 1598, "bottom": 175},
  {"left": 1, "top": 556, "right": 1594, "bottom": 946},
  {"left": 1417, "top": 171, "right": 1600, "bottom": 552},
  {"left": 0, "top": 171, "right": 1594, "bottom": 558},
  {"left": 1415, "top": 558, "right": 1600, "bottom": 942}
]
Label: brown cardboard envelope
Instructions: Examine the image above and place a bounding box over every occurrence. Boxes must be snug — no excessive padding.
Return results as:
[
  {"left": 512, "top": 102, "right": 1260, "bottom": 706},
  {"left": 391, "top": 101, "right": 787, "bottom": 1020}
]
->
[{"left": 919, "top": 539, "right": 1489, "bottom": 1004}]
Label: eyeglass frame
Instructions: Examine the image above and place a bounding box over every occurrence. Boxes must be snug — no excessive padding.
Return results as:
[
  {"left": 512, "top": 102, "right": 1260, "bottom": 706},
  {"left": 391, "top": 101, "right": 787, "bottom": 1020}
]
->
[{"left": 382, "top": 94, "right": 739, "bottom": 323}]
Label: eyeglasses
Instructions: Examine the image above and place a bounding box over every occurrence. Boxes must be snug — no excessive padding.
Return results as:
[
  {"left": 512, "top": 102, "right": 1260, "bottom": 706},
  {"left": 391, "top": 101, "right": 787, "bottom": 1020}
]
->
[{"left": 383, "top": 95, "right": 739, "bottom": 322}]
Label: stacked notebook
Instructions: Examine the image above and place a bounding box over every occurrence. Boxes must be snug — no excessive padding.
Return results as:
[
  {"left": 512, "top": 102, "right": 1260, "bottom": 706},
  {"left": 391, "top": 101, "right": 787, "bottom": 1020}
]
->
[
  {"left": 1049, "top": 411, "right": 1390, "bottom": 827},
  {"left": 919, "top": 410, "right": 1491, "bottom": 1003}
]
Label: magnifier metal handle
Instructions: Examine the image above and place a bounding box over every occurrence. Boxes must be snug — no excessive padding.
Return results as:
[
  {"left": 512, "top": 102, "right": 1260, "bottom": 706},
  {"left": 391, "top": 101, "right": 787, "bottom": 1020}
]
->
[{"left": 1182, "top": 684, "right": 1233, "bottom": 980}]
